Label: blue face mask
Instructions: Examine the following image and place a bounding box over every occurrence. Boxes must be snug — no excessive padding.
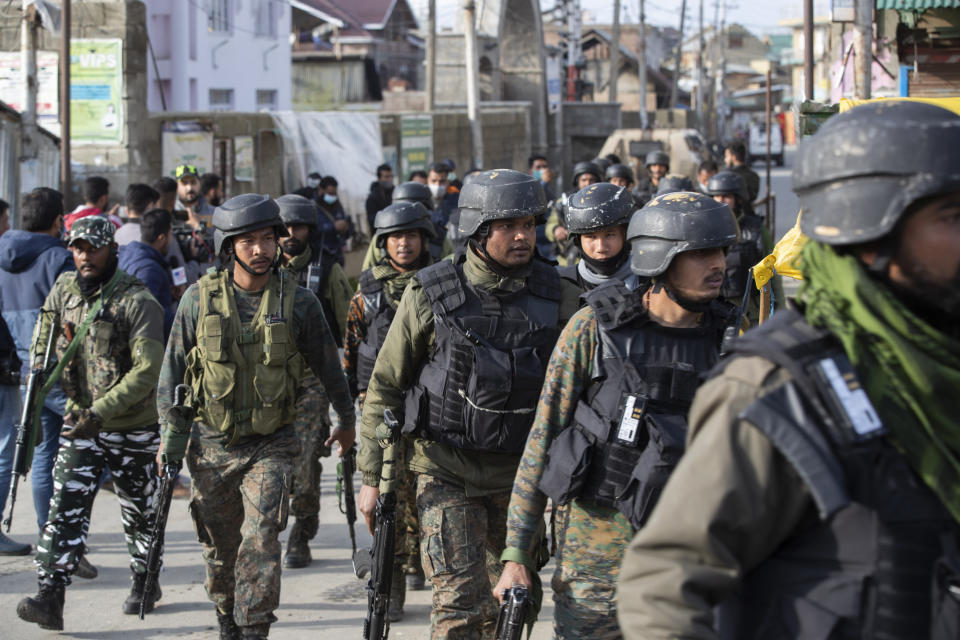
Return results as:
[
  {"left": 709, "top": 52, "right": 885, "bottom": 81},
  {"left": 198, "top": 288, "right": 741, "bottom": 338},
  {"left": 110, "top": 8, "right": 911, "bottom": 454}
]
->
[
  {"left": 323, "top": 193, "right": 338, "bottom": 205},
  {"left": 532, "top": 169, "right": 544, "bottom": 181},
  {"left": 448, "top": 172, "right": 457, "bottom": 181}
]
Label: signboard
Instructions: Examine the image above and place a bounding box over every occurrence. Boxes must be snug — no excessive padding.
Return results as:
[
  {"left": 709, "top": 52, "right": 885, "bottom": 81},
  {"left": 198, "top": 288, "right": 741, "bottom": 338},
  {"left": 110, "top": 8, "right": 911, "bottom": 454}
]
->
[
  {"left": 71, "top": 39, "right": 123, "bottom": 143},
  {"left": 161, "top": 121, "right": 214, "bottom": 178},
  {"left": 400, "top": 115, "right": 432, "bottom": 178},
  {"left": 831, "top": 0, "right": 855, "bottom": 22},
  {"left": 546, "top": 55, "right": 563, "bottom": 114},
  {"left": 0, "top": 51, "right": 60, "bottom": 134},
  {"left": 234, "top": 135, "right": 254, "bottom": 182}
]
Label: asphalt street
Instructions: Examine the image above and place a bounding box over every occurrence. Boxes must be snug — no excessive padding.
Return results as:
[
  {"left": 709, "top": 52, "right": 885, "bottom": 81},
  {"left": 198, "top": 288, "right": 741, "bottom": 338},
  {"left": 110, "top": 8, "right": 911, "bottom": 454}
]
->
[{"left": 753, "top": 144, "right": 802, "bottom": 297}]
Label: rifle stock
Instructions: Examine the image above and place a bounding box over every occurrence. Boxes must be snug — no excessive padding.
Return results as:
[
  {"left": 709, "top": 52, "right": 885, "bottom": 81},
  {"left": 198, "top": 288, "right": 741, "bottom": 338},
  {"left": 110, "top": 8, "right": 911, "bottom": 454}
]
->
[
  {"left": 338, "top": 447, "right": 369, "bottom": 578},
  {"left": 362, "top": 409, "right": 402, "bottom": 640},
  {"left": 3, "top": 312, "right": 56, "bottom": 532}
]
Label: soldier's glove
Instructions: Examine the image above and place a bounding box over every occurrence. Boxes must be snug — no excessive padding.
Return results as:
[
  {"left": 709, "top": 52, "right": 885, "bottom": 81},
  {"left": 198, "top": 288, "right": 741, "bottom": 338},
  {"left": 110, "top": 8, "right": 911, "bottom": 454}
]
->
[
  {"left": 161, "top": 404, "right": 195, "bottom": 465},
  {"left": 374, "top": 422, "right": 394, "bottom": 449},
  {"left": 62, "top": 408, "right": 103, "bottom": 440}
]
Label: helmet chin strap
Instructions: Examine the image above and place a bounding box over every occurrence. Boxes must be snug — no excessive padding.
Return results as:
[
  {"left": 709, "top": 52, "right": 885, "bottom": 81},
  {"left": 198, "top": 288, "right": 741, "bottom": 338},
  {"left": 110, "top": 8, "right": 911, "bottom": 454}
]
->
[
  {"left": 233, "top": 249, "right": 280, "bottom": 277},
  {"left": 652, "top": 279, "right": 713, "bottom": 313}
]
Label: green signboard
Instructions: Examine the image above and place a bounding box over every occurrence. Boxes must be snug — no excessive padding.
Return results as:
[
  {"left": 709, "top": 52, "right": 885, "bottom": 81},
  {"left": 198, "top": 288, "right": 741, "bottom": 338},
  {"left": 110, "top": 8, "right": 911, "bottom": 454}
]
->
[
  {"left": 70, "top": 39, "right": 123, "bottom": 144},
  {"left": 400, "top": 115, "right": 432, "bottom": 178}
]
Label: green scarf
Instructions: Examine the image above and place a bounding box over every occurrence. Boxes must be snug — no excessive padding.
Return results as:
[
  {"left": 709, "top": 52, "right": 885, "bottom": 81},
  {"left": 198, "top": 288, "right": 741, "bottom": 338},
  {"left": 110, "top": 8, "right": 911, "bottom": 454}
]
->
[
  {"left": 285, "top": 245, "right": 313, "bottom": 273},
  {"left": 371, "top": 262, "right": 418, "bottom": 307},
  {"left": 799, "top": 241, "right": 960, "bottom": 523}
]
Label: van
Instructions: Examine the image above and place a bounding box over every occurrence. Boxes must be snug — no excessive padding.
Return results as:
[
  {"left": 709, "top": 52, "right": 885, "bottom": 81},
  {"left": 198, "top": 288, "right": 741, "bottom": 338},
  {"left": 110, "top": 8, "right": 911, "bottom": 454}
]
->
[{"left": 748, "top": 122, "right": 784, "bottom": 167}]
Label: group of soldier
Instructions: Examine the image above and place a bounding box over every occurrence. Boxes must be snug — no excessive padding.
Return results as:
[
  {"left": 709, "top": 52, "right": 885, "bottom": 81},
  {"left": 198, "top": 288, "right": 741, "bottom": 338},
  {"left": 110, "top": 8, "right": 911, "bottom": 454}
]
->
[{"left": 3, "top": 99, "right": 960, "bottom": 640}]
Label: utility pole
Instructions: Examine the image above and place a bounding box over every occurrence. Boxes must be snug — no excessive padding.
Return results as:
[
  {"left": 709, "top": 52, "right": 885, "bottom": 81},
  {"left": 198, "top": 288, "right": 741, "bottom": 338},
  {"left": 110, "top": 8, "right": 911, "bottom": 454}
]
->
[
  {"left": 716, "top": 0, "right": 727, "bottom": 140},
  {"left": 637, "top": 0, "right": 647, "bottom": 128},
  {"left": 20, "top": 0, "right": 39, "bottom": 192},
  {"left": 696, "top": 0, "right": 704, "bottom": 129},
  {"left": 566, "top": 0, "right": 582, "bottom": 101},
  {"left": 853, "top": 0, "right": 872, "bottom": 98},
  {"left": 425, "top": 0, "right": 436, "bottom": 111},
  {"left": 670, "top": 0, "right": 687, "bottom": 108},
  {"left": 61, "top": 0, "right": 71, "bottom": 201},
  {"left": 803, "top": 0, "right": 814, "bottom": 99},
  {"left": 463, "top": 0, "right": 484, "bottom": 168},
  {"left": 609, "top": 0, "right": 620, "bottom": 103}
]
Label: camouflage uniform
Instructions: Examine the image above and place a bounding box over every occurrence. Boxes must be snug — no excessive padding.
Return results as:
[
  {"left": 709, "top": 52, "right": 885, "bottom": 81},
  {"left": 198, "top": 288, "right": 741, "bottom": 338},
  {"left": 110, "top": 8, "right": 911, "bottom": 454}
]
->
[
  {"left": 157, "top": 269, "right": 354, "bottom": 635},
  {"left": 503, "top": 307, "right": 629, "bottom": 639},
  {"left": 31, "top": 218, "right": 165, "bottom": 585}
]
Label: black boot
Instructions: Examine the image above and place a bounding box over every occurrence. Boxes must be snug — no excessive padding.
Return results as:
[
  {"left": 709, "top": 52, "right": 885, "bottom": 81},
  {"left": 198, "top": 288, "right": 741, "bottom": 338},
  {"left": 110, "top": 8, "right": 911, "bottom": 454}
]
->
[
  {"left": 75, "top": 555, "right": 98, "bottom": 579},
  {"left": 16, "top": 581, "right": 65, "bottom": 630},
  {"left": 282, "top": 518, "right": 314, "bottom": 569},
  {"left": 217, "top": 608, "right": 242, "bottom": 640},
  {"left": 122, "top": 571, "right": 162, "bottom": 615}
]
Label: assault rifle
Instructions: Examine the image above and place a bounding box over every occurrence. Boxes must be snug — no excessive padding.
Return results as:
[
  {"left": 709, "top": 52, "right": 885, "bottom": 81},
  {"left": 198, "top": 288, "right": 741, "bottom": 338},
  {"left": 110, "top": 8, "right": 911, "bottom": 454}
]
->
[
  {"left": 140, "top": 384, "right": 191, "bottom": 619},
  {"left": 337, "top": 446, "right": 370, "bottom": 578},
  {"left": 495, "top": 585, "right": 530, "bottom": 640},
  {"left": 3, "top": 312, "right": 56, "bottom": 532},
  {"left": 362, "top": 409, "right": 402, "bottom": 640}
]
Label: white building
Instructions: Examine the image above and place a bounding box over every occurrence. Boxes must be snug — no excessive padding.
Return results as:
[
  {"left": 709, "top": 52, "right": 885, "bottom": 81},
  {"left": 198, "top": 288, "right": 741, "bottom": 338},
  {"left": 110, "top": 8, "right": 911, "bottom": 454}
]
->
[{"left": 145, "top": 0, "right": 291, "bottom": 112}]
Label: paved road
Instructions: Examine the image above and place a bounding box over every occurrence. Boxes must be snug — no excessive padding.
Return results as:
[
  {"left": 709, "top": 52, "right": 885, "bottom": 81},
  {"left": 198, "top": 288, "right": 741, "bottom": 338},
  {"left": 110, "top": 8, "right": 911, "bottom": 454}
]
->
[{"left": 0, "top": 464, "right": 556, "bottom": 639}]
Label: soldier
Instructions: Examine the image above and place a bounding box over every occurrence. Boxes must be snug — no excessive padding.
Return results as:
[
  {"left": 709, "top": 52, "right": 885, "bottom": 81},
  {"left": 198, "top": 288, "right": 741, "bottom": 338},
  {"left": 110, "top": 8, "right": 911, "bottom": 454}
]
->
[
  {"left": 547, "top": 161, "right": 603, "bottom": 266},
  {"left": 343, "top": 201, "right": 436, "bottom": 620},
  {"left": 655, "top": 174, "right": 694, "bottom": 196},
  {"left": 616, "top": 101, "right": 960, "bottom": 639},
  {"left": 273, "top": 194, "right": 344, "bottom": 569},
  {"left": 494, "top": 192, "right": 738, "bottom": 639},
  {"left": 723, "top": 140, "right": 760, "bottom": 202},
  {"left": 705, "top": 171, "right": 782, "bottom": 325},
  {"left": 357, "top": 169, "right": 579, "bottom": 638},
  {"left": 606, "top": 163, "right": 635, "bottom": 190},
  {"left": 362, "top": 181, "right": 454, "bottom": 268},
  {"left": 556, "top": 183, "right": 642, "bottom": 293},
  {"left": 15, "top": 216, "right": 165, "bottom": 630},
  {"left": 633, "top": 150, "right": 670, "bottom": 205},
  {"left": 156, "top": 194, "right": 356, "bottom": 640}
]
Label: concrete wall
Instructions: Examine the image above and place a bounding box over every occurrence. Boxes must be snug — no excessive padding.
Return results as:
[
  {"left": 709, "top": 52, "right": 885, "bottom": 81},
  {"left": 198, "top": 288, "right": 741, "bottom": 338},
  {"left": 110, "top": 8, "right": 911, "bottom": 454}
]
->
[{"left": 549, "top": 102, "right": 623, "bottom": 189}]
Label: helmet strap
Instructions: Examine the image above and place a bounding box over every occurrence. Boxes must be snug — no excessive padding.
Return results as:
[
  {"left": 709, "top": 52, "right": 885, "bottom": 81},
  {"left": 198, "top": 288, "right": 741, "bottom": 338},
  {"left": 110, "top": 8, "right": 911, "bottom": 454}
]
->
[{"left": 654, "top": 277, "right": 713, "bottom": 313}]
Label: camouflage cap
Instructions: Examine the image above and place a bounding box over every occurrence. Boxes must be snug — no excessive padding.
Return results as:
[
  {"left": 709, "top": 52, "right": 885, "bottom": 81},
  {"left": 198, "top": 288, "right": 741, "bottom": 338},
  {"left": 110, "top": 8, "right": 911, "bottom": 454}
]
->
[{"left": 68, "top": 215, "right": 115, "bottom": 249}]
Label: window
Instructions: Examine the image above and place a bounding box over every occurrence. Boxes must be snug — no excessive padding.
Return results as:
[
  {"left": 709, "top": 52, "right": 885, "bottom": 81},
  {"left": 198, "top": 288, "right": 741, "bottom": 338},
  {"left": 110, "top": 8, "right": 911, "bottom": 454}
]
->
[
  {"left": 256, "top": 89, "right": 278, "bottom": 111},
  {"left": 207, "top": 0, "right": 231, "bottom": 33},
  {"left": 209, "top": 88, "right": 234, "bottom": 111},
  {"left": 255, "top": 1, "right": 278, "bottom": 38}
]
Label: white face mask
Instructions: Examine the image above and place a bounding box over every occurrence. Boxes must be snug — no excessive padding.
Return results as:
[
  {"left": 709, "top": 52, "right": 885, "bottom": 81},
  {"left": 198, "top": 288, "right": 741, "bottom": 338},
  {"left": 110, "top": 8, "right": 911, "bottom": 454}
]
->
[{"left": 429, "top": 183, "right": 443, "bottom": 198}]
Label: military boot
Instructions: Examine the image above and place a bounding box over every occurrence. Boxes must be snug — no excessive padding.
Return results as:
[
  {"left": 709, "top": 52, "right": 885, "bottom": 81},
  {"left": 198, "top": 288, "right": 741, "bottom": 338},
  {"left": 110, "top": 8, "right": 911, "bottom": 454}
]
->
[
  {"left": 283, "top": 516, "right": 316, "bottom": 569},
  {"left": 388, "top": 564, "right": 406, "bottom": 622},
  {"left": 122, "top": 570, "right": 162, "bottom": 614},
  {"left": 217, "top": 608, "right": 241, "bottom": 640},
  {"left": 75, "top": 555, "right": 98, "bottom": 579},
  {"left": 241, "top": 621, "right": 270, "bottom": 639},
  {"left": 16, "top": 580, "right": 65, "bottom": 630}
]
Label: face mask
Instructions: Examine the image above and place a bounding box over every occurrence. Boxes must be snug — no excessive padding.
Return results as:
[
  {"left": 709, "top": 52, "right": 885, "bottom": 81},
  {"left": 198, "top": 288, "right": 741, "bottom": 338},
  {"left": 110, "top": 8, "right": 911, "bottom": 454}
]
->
[
  {"left": 448, "top": 172, "right": 458, "bottom": 181},
  {"left": 307, "top": 177, "right": 321, "bottom": 189},
  {"left": 323, "top": 194, "right": 338, "bottom": 205},
  {"left": 380, "top": 180, "right": 394, "bottom": 190},
  {"left": 429, "top": 184, "right": 443, "bottom": 198},
  {"left": 532, "top": 169, "right": 544, "bottom": 181}
]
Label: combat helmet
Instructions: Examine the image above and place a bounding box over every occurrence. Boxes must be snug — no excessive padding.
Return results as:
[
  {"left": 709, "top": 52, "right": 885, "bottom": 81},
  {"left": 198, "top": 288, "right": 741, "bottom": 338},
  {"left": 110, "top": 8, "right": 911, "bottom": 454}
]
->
[
  {"left": 374, "top": 201, "right": 437, "bottom": 248},
  {"left": 565, "top": 183, "right": 635, "bottom": 235},
  {"left": 627, "top": 191, "right": 738, "bottom": 277},
  {"left": 705, "top": 171, "right": 749, "bottom": 204},
  {"left": 794, "top": 100, "right": 960, "bottom": 245},
  {"left": 571, "top": 161, "right": 603, "bottom": 187},
  {"left": 276, "top": 194, "right": 319, "bottom": 227},
  {"left": 458, "top": 169, "right": 547, "bottom": 236},
  {"left": 655, "top": 174, "right": 694, "bottom": 196},
  {"left": 212, "top": 194, "right": 288, "bottom": 256},
  {"left": 644, "top": 150, "right": 671, "bottom": 168},
  {"left": 393, "top": 181, "right": 434, "bottom": 210},
  {"left": 606, "top": 163, "right": 635, "bottom": 183}
]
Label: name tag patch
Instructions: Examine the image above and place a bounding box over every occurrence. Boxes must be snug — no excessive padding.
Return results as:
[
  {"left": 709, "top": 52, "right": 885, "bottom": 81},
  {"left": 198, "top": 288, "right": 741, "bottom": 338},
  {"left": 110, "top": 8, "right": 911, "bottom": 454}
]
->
[{"left": 817, "top": 357, "right": 884, "bottom": 438}]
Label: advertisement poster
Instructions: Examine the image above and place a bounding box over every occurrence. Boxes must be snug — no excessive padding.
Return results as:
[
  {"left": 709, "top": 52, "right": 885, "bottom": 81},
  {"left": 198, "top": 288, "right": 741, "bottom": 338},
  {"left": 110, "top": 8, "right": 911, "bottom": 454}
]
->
[
  {"left": 400, "top": 115, "right": 432, "bottom": 178},
  {"left": 234, "top": 136, "right": 254, "bottom": 182},
  {"left": 161, "top": 121, "right": 214, "bottom": 178},
  {"left": 71, "top": 39, "right": 123, "bottom": 143},
  {"left": 0, "top": 51, "right": 60, "bottom": 133}
]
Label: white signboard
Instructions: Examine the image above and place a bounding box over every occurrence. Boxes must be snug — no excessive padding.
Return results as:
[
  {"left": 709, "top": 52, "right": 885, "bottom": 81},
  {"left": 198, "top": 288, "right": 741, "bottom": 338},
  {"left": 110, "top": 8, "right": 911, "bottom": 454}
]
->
[{"left": 161, "top": 121, "right": 214, "bottom": 178}]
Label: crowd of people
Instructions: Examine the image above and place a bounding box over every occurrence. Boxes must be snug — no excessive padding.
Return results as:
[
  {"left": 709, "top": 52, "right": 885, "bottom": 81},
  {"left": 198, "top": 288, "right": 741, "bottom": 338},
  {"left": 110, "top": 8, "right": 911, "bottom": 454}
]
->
[{"left": 0, "top": 100, "right": 957, "bottom": 640}]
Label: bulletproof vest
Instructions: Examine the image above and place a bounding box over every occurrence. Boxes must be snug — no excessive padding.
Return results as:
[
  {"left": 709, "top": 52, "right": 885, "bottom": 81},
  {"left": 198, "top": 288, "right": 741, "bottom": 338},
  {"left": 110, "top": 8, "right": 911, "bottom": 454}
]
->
[
  {"left": 355, "top": 269, "right": 399, "bottom": 392},
  {"left": 404, "top": 258, "right": 561, "bottom": 454},
  {"left": 556, "top": 264, "right": 582, "bottom": 291},
  {"left": 722, "top": 213, "right": 764, "bottom": 300},
  {"left": 185, "top": 268, "right": 304, "bottom": 442},
  {"left": 288, "top": 246, "right": 342, "bottom": 345},
  {"left": 538, "top": 283, "right": 731, "bottom": 530},
  {"left": 718, "top": 309, "right": 960, "bottom": 640}
]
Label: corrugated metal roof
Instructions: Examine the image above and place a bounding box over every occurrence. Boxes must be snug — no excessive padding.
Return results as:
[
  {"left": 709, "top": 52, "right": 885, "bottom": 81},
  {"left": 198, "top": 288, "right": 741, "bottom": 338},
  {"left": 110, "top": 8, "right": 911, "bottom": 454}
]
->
[{"left": 876, "top": 0, "right": 960, "bottom": 9}]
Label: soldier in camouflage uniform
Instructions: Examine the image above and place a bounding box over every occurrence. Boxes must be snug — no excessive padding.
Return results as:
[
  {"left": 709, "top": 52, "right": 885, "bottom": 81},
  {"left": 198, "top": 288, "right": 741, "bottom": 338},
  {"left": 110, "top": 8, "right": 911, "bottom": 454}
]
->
[
  {"left": 15, "top": 216, "right": 166, "bottom": 631},
  {"left": 494, "top": 192, "right": 739, "bottom": 639},
  {"left": 157, "top": 195, "right": 356, "bottom": 640},
  {"left": 343, "top": 201, "right": 435, "bottom": 620},
  {"left": 274, "top": 194, "right": 334, "bottom": 569},
  {"left": 358, "top": 170, "right": 580, "bottom": 639}
]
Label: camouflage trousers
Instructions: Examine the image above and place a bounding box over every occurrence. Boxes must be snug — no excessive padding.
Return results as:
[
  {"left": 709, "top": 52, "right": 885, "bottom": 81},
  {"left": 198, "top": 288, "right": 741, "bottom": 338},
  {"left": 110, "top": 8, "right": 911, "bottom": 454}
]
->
[
  {"left": 187, "top": 426, "right": 296, "bottom": 632},
  {"left": 550, "top": 498, "right": 633, "bottom": 640},
  {"left": 35, "top": 426, "right": 160, "bottom": 585},
  {"left": 289, "top": 378, "right": 331, "bottom": 531},
  {"left": 417, "top": 473, "right": 510, "bottom": 640}
]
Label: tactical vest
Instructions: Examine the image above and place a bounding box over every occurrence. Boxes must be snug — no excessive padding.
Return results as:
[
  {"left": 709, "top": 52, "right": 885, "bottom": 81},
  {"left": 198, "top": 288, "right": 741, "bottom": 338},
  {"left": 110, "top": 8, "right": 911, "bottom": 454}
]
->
[
  {"left": 539, "top": 283, "right": 731, "bottom": 530},
  {"left": 355, "top": 269, "right": 400, "bottom": 392},
  {"left": 556, "top": 264, "right": 582, "bottom": 291},
  {"left": 722, "top": 213, "right": 764, "bottom": 300},
  {"left": 404, "top": 258, "right": 561, "bottom": 454},
  {"left": 719, "top": 309, "right": 960, "bottom": 640},
  {"left": 185, "top": 268, "right": 304, "bottom": 442}
]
